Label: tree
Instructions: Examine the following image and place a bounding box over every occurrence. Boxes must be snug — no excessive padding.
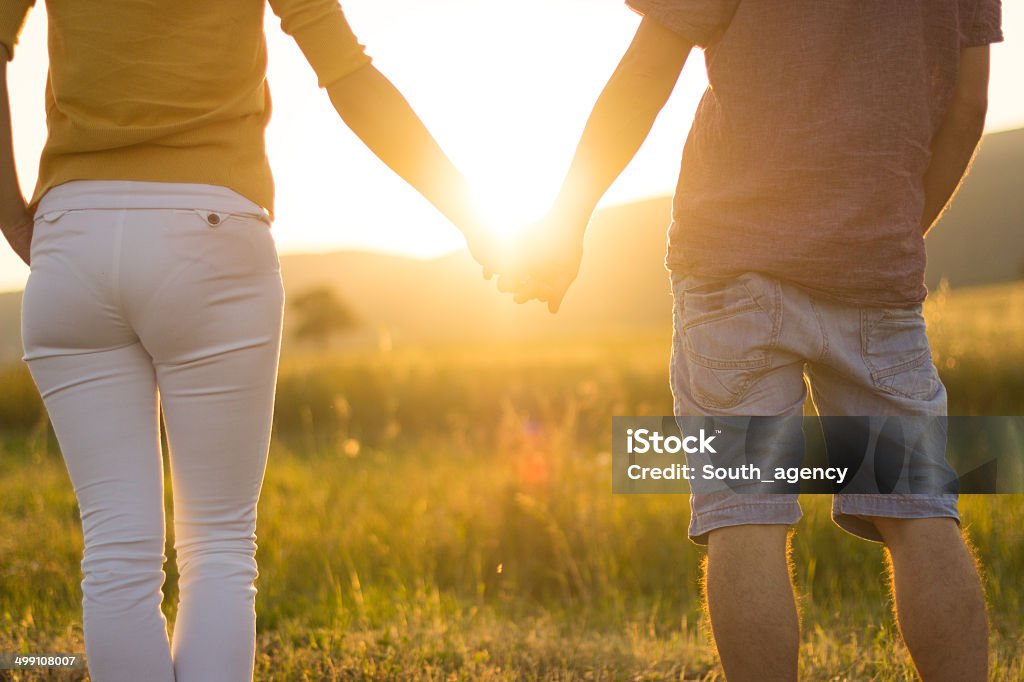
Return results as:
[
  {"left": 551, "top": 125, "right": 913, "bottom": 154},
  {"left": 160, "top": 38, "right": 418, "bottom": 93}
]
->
[{"left": 290, "top": 286, "right": 359, "bottom": 347}]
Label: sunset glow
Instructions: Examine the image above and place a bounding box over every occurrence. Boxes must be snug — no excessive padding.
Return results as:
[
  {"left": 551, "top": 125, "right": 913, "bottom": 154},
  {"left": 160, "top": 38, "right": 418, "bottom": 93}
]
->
[{"left": 2, "top": 0, "right": 1023, "bottom": 291}]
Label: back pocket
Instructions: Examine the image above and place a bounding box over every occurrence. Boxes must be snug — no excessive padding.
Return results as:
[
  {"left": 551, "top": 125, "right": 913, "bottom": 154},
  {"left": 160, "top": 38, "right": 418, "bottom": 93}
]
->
[
  {"left": 860, "top": 306, "right": 939, "bottom": 401},
  {"left": 680, "top": 273, "right": 780, "bottom": 409},
  {"left": 172, "top": 208, "right": 280, "bottom": 273}
]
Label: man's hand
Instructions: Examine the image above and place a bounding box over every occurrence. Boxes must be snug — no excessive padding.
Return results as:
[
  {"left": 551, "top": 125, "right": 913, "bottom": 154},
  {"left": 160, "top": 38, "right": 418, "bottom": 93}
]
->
[
  {"left": 1, "top": 209, "right": 32, "bottom": 265},
  {"left": 491, "top": 16, "right": 691, "bottom": 312}
]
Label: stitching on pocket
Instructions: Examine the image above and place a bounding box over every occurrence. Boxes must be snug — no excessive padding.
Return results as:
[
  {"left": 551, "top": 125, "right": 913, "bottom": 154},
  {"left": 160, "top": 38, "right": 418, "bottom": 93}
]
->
[
  {"left": 870, "top": 349, "right": 931, "bottom": 381},
  {"left": 682, "top": 281, "right": 780, "bottom": 409},
  {"left": 686, "top": 349, "right": 770, "bottom": 371},
  {"left": 35, "top": 209, "right": 70, "bottom": 224},
  {"left": 860, "top": 307, "right": 937, "bottom": 400},
  {"left": 684, "top": 300, "right": 763, "bottom": 329},
  {"left": 173, "top": 208, "right": 271, "bottom": 228}
]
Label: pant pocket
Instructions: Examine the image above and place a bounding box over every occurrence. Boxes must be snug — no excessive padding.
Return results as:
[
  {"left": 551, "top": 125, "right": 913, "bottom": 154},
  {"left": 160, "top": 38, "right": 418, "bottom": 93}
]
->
[
  {"left": 171, "top": 209, "right": 279, "bottom": 273},
  {"left": 680, "top": 273, "right": 780, "bottom": 409},
  {"left": 860, "top": 306, "right": 939, "bottom": 401}
]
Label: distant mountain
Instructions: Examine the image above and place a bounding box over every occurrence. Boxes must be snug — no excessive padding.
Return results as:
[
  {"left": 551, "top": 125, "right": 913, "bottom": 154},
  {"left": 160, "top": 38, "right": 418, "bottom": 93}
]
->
[
  {"left": 0, "top": 127, "right": 1020, "bottom": 361},
  {"left": 247, "top": 125, "right": 1024, "bottom": 346},
  {"left": 275, "top": 196, "right": 675, "bottom": 347},
  {"left": 923, "top": 127, "right": 1024, "bottom": 289}
]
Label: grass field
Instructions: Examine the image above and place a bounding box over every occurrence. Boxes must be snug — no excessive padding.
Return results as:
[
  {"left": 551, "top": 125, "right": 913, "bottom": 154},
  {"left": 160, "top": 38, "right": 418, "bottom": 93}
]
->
[{"left": 1, "top": 280, "right": 1023, "bottom": 680}]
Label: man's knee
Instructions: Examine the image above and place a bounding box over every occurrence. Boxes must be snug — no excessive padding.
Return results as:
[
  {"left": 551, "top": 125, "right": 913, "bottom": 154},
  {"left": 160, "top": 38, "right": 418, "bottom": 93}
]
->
[
  {"left": 707, "top": 523, "right": 792, "bottom": 559},
  {"left": 869, "top": 516, "right": 960, "bottom": 549}
]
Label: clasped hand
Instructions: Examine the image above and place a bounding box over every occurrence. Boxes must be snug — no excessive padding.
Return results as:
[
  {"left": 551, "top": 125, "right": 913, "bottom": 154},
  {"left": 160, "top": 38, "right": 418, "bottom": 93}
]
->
[{"left": 465, "top": 211, "right": 585, "bottom": 314}]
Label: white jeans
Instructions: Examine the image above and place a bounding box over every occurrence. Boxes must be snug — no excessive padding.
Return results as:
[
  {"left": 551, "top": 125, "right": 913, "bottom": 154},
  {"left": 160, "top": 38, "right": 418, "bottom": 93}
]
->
[{"left": 21, "top": 180, "right": 285, "bottom": 681}]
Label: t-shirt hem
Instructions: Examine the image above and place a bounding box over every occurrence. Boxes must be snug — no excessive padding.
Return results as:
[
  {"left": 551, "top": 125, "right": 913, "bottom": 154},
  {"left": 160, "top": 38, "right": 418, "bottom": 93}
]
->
[{"left": 664, "top": 260, "right": 928, "bottom": 308}]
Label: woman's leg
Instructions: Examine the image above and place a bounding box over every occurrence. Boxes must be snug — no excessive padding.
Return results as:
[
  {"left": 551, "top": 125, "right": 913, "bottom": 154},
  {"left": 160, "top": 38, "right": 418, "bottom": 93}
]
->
[
  {"left": 25, "top": 345, "right": 175, "bottom": 681},
  {"left": 22, "top": 210, "right": 175, "bottom": 681},
  {"left": 122, "top": 207, "right": 284, "bottom": 681}
]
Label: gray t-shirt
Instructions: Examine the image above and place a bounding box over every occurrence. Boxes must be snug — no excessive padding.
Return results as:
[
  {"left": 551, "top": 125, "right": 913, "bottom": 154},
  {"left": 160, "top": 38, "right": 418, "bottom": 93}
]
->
[{"left": 626, "top": 0, "right": 1003, "bottom": 306}]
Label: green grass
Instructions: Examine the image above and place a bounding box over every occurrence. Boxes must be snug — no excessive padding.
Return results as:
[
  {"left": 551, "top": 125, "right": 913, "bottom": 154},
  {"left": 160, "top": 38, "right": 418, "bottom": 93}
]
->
[
  {"left": 1, "top": 431, "right": 1022, "bottom": 680},
  {"left": 1, "top": 281, "right": 1023, "bottom": 680}
]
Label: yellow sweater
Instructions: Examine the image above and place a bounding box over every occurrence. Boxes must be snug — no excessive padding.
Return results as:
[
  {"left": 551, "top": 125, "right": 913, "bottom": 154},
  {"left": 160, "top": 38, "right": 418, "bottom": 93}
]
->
[{"left": 0, "top": 0, "right": 372, "bottom": 218}]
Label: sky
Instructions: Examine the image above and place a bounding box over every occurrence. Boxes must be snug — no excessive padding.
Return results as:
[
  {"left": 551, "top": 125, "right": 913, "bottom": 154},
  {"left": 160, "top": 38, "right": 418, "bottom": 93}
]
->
[{"left": 1, "top": 0, "right": 1022, "bottom": 292}]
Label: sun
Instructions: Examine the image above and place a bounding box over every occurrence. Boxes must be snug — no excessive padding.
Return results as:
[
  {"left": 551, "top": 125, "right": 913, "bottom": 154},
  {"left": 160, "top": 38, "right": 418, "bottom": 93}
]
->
[{"left": 469, "top": 171, "right": 556, "bottom": 241}]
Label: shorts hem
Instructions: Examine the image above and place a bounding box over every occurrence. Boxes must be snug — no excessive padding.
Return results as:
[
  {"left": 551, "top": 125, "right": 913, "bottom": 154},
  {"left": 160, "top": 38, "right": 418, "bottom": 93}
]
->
[
  {"left": 832, "top": 494, "right": 960, "bottom": 543},
  {"left": 688, "top": 498, "right": 802, "bottom": 546}
]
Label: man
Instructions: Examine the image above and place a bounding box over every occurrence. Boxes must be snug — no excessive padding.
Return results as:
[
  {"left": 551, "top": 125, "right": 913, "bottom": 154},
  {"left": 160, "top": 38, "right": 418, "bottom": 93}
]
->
[{"left": 500, "top": 2, "right": 1001, "bottom": 680}]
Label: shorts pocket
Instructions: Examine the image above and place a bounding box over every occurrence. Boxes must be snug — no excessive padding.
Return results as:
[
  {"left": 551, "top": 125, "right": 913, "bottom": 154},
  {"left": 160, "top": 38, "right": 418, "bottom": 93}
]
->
[
  {"left": 679, "top": 273, "right": 780, "bottom": 409},
  {"left": 860, "top": 306, "right": 939, "bottom": 401}
]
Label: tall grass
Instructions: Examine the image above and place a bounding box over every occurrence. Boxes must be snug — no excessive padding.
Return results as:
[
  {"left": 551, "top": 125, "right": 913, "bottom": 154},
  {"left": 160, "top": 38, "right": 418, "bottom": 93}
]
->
[
  {"left": 2, "top": 430, "right": 1022, "bottom": 679},
  {"left": 1, "top": 281, "right": 1022, "bottom": 679}
]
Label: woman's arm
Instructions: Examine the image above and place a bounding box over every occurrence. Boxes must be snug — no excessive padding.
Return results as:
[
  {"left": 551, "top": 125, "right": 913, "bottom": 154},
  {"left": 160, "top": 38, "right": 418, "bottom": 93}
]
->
[
  {"left": 268, "top": 0, "right": 497, "bottom": 275},
  {"left": 325, "top": 64, "right": 498, "bottom": 274},
  {"left": 0, "top": 42, "right": 32, "bottom": 265}
]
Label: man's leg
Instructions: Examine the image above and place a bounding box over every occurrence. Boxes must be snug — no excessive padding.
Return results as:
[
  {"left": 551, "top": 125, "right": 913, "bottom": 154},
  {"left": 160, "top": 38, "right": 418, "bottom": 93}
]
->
[
  {"left": 872, "top": 517, "right": 988, "bottom": 681},
  {"left": 705, "top": 524, "right": 799, "bottom": 682},
  {"left": 670, "top": 271, "right": 809, "bottom": 680},
  {"left": 807, "top": 297, "right": 989, "bottom": 680}
]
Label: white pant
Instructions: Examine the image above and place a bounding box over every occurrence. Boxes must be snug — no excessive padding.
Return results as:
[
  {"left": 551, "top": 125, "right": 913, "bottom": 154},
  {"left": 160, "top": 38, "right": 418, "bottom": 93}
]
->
[{"left": 21, "top": 180, "right": 285, "bottom": 681}]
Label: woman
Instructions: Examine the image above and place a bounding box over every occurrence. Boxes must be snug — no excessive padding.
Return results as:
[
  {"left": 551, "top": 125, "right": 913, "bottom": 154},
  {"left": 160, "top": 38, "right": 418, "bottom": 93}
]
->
[{"left": 0, "top": 1, "right": 496, "bottom": 680}]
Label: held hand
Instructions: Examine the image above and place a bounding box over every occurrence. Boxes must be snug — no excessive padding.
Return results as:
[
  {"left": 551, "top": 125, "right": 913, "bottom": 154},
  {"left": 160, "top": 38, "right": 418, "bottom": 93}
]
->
[
  {"left": 1, "top": 210, "right": 33, "bottom": 266},
  {"left": 497, "top": 213, "right": 586, "bottom": 314},
  {"left": 464, "top": 225, "right": 505, "bottom": 281}
]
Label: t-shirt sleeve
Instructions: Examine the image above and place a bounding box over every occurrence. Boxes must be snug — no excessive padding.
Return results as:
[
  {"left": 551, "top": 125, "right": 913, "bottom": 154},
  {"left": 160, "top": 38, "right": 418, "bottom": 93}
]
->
[
  {"left": 624, "top": 0, "right": 739, "bottom": 48},
  {"left": 962, "top": 0, "right": 1003, "bottom": 47},
  {"left": 268, "top": 0, "right": 372, "bottom": 88},
  {"left": 0, "top": 0, "right": 35, "bottom": 60}
]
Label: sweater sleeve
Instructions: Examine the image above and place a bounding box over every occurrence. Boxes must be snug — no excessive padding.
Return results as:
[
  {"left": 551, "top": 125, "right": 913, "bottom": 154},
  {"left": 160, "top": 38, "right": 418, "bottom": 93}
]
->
[
  {"left": 268, "top": 0, "right": 372, "bottom": 88},
  {"left": 0, "top": 0, "right": 35, "bottom": 60}
]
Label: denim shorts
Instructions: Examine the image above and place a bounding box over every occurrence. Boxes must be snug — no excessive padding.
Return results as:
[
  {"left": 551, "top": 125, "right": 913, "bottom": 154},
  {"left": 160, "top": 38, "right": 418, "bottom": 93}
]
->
[{"left": 670, "top": 271, "right": 959, "bottom": 544}]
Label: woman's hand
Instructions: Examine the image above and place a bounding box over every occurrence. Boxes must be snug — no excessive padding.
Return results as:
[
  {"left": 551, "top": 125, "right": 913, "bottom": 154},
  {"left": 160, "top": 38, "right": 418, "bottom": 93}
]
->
[
  {"left": 462, "top": 222, "right": 505, "bottom": 281},
  {"left": 1, "top": 208, "right": 32, "bottom": 266}
]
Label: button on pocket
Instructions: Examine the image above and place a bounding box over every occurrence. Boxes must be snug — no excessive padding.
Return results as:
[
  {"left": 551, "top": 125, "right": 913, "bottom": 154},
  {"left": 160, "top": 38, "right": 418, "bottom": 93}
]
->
[{"left": 173, "top": 208, "right": 279, "bottom": 273}]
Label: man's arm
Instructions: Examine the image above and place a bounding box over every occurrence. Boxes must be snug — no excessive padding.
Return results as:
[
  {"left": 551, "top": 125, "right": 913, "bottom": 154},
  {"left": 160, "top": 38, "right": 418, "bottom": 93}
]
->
[
  {"left": 0, "top": 42, "right": 32, "bottom": 265},
  {"left": 920, "top": 46, "right": 990, "bottom": 236},
  {"left": 505, "top": 17, "right": 693, "bottom": 311},
  {"left": 550, "top": 17, "right": 692, "bottom": 238},
  {"left": 325, "top": 65, "right": 497, "bottom": 275}
]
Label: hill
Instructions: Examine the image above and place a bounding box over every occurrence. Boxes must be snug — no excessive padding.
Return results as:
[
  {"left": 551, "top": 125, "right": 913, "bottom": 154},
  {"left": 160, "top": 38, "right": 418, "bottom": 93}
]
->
[
  {"left": 923, "top": 126, "right": 1024, "bottom": 288},
  {"left": 276, "top": 196, "right": 674, "bottom": 346}
]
